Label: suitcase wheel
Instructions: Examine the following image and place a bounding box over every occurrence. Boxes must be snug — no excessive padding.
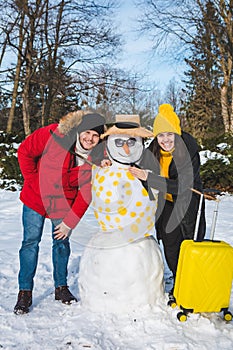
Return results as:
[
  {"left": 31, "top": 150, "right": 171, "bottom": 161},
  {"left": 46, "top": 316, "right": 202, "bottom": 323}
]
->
[
  {"left": 223, "top": 310, "right": 233, "bottom": 322},
  {"left": 167, "top": 294, "right": 177, "bottom": 308},
  {"left": 177, "top": 311, "right": 187, "bottom": 322},
  {"left": 167, "top": 299, "right": 177, "bottom": 308}
]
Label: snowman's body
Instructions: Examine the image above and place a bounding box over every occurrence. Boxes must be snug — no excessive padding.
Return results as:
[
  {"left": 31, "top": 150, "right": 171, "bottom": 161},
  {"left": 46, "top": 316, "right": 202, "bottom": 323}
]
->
[{"left": 78, "top": 133, "right": 165, "bottom": 313}]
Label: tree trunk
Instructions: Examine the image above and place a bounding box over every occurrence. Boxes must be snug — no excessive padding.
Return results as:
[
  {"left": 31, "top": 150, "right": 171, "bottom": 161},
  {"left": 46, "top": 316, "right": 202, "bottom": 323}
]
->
[
  {"left": 220, "top": 83, "right": 230, "bottom": 133},
  {"left": 40, "top": 85, "right": 45, "bottom": 127},
  {"left": 6, "top": 11, "right": 25, "bottom": 133},
  {"left": 7, "top": 59, "right": 22, "bottom": 133},
  {"left": 22, "top": 78, "right": 31, "bottom": 136},
  {"left": 230, "top": 87, "right": 233, "bottom": 134}
]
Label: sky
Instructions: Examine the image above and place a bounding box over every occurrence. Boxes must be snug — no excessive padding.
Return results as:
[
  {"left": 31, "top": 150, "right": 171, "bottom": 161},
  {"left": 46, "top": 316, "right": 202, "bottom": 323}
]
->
[
  {"left": 0, "top": 0, "right": 182, "bottom": 93},
  {"left": 115, "top": 1, "right": 183, "bottom": 87},
  {"left": 0, "top": 189, "right": 233, "bottom": 349}
]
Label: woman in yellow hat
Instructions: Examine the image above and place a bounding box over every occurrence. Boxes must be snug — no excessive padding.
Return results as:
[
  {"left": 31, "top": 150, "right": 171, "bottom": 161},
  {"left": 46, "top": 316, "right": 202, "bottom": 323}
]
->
[{"left": 129, "top": 104, "right": 206, "bottom": 299}]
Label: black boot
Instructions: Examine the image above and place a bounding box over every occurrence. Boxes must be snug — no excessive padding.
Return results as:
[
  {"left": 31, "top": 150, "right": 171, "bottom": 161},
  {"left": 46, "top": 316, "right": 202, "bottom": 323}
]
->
[
  {"left": 55, "top": 286, "right": 77, "bottom": 304},
  {"left": 167, "top": 287, "right": 176, "bottom": 308},
  {"left": 14, "top": 290, "right": 32, "bottom": 315},
  {"left": 168, "top": 287, "right": 174, "bottom": 298}
]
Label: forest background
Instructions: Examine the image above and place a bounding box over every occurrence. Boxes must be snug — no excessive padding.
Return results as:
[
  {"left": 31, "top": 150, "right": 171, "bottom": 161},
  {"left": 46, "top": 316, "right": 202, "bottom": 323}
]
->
[{"left": 0, "top": 0, "right": 232, "bottom": 192}]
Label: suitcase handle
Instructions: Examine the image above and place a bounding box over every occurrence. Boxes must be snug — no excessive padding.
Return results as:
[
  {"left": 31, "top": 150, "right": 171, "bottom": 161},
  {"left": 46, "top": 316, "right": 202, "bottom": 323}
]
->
[
  {"left": 210, "top": 200, "right": 220, "bottom": 240},
  {"left": 191, "top": 188, "right": 221, "bottom": 241},
  {"left": 193, "top": 191, "right": 204, "bottom": 241}
]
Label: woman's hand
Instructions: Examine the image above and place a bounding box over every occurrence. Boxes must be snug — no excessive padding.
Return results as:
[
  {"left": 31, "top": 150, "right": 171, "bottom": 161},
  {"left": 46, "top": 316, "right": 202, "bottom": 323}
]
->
[
  {"left": 129, "top": 166, "right": 148, "bottom": 181},
  {"left": 54, "top": 222, "right": 72, "bottom": 240}
]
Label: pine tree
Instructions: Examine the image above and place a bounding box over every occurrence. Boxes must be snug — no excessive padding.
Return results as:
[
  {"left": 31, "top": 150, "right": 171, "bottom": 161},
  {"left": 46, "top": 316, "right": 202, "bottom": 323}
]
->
[{"left": 182, "top": 1, "right": 224, "bottom": 142}]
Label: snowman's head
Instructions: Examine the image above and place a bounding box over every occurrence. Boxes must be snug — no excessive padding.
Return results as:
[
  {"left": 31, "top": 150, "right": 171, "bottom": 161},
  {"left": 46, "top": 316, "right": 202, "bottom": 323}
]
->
[{"left": 106, "top": 134, "right": 144, "bottom": 165}]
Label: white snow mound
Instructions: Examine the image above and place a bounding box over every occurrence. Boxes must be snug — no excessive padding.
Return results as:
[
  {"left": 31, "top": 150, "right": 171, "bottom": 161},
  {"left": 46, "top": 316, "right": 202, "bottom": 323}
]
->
[{"left": 78, "top": 234, "right": 165, "bottom": 313}]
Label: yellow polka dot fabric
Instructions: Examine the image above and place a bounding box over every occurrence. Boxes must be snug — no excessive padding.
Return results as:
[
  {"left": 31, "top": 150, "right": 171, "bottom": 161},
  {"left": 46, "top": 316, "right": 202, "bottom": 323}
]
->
[{"left": 91, "top": 165, "right": 158, "bottom": 242}]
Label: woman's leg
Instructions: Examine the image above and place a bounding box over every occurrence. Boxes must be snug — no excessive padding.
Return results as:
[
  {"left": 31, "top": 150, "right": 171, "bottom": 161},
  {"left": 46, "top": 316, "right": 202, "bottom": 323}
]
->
[{"left": 157, "top": 201, "right": 183, "bottom": 277}]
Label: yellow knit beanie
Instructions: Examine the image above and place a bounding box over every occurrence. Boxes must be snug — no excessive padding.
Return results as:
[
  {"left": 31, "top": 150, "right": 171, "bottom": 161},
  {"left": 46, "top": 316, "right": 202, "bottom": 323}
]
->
[{"left": 153, "top": 104, "right": 181, "bottom": 137}]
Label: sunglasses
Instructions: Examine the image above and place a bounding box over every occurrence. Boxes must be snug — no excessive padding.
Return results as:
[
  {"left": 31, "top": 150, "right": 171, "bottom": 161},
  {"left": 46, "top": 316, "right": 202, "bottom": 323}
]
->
[{"left": 114, "top": 138, "right": 137, "bottom": 147}]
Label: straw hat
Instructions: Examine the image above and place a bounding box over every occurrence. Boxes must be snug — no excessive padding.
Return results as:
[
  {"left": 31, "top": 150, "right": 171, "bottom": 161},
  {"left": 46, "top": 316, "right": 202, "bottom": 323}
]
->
[{"left": 101, "top": 114, "right": 154, "bottom": 139}]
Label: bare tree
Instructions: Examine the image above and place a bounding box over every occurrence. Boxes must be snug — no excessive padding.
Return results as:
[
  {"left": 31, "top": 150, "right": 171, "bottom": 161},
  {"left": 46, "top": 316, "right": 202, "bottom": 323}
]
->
[
  {"left": 205, "top": 0, "right": 233, "bottom": 133},
  {"left": 6, "top": 11, "right": 25, "bottom": 133},
  {"left": 0, "top": 0, "right": 122, "bottom": 135},
  {"left": 136, "top": 0, "right": 233, "bottom": 134},
  {"left": 163, "top": 78, "right": 183, "bottom": 113}
]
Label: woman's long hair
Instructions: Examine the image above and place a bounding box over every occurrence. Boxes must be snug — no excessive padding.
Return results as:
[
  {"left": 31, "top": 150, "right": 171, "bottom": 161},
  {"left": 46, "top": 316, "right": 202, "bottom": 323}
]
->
[{"left": 149, "top": 133, "right": 190, "bottom": 169}]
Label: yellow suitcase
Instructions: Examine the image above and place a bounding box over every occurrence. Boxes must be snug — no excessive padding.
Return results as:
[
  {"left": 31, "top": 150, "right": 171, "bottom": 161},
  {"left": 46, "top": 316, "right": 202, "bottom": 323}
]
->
[
  {"left": 173, "top": 192, "right": 233, "bottom": 321},
  {"left": 174, "top": 239, "right": 233, "bottom": 321}
]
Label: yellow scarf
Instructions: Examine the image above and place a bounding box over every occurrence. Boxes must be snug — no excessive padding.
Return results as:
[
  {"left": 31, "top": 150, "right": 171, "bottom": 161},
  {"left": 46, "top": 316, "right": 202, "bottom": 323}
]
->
[{"left": 160, "top": 149, "right": 174, "bottom": 202}]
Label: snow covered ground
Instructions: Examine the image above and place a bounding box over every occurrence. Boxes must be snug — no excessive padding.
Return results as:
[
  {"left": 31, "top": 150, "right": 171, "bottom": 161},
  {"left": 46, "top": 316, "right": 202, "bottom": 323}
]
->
[{"left": 0, "top": 189, "right": 233, "bottom": 350}]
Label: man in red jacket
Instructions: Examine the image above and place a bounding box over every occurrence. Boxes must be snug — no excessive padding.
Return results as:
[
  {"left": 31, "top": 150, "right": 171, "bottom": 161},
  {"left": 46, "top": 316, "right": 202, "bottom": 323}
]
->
[{"left": 14, "top": 110, "right": 105, "bottom": 314}]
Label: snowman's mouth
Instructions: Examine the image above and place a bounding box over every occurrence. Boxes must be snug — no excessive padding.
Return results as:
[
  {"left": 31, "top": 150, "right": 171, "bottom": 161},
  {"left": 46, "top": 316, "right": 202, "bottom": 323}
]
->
[{"left": 118, "top": 151, "right": 130, "bottom": 158}]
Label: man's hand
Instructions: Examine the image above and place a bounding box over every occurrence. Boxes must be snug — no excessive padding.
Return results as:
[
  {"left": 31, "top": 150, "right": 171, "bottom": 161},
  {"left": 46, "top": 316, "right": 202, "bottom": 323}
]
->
[
  {"left": 54, "top": 222, "right": 72, "bottom": 240},
  {"left": 100, "top": 159, "right": 112, "bottom": 167}
]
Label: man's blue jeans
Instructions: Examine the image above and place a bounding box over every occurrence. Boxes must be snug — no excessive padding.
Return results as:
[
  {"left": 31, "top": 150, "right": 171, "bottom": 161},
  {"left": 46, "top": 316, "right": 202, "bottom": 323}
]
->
[{"left": 18, "top": 205, "right": 71, "bottom": 290}]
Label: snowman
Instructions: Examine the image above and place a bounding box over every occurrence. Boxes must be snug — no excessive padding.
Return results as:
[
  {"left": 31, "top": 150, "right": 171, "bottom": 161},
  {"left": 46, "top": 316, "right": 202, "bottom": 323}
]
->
[{"left": 78, "top": 115, "right": 165, "bottom": 313}]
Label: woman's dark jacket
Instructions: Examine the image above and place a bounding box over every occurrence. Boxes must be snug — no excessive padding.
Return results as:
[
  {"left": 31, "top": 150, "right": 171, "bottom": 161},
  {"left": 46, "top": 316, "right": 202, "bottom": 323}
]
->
[{"left": 140, "top": 131, "right": 206, "bottom": 240}]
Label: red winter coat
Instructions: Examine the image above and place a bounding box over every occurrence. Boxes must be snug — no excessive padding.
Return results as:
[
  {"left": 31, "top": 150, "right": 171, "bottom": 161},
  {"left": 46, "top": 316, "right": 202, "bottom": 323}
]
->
[{"left": 18, "top": 123, "right": 93, "bottom": 229}]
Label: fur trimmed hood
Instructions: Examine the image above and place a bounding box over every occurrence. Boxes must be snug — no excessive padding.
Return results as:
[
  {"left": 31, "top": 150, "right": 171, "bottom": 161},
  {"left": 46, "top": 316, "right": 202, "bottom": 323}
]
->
[
  {"left": 58, "top": 110, "right": 105, "bottom": 136},
  {"left": 58, "top": 110, "right": 92, "bottom": 135},
  {"left": 51, "top": 110, "right": 105, "bottom": 153}
]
